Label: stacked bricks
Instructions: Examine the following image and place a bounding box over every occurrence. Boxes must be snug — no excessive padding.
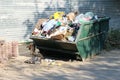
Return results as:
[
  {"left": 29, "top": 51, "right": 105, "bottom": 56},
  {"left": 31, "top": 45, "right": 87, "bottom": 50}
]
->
[{"left": 0, "top": 40, "right": 19, "bottom": 63}]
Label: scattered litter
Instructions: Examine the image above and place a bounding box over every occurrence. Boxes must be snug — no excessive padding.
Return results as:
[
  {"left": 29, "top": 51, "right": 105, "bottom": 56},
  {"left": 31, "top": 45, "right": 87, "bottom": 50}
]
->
[
  {"left": 24, "top": 56, "right": 41, "bottom": 64},
  {"left": 44, "top": 58, "right": 62, "bottom": 66},
  {"left": 44, "top": 58, "right": 55, "bottom": 63}
]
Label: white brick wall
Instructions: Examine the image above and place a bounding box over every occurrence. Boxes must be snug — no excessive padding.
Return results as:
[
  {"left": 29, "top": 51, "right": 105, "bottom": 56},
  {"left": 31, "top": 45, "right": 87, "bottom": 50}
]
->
[{"left": 0, "top": 0, "right": 120, "bottom": 42}]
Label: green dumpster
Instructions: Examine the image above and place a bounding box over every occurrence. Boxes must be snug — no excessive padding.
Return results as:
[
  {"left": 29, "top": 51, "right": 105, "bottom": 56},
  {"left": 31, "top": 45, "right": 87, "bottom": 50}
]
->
[{"left": 30, "top": 17, "right": 110, "bottom": 61}]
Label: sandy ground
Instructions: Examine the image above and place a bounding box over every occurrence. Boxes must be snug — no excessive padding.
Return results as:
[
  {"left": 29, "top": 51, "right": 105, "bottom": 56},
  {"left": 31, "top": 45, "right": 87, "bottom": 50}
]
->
[{"left": 0, "top": 44, "right": 120, "bottom": 80}]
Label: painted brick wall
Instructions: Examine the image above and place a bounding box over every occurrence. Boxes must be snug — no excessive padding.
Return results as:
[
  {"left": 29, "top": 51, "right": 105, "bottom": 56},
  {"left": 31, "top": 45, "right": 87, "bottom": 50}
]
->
[{"left": 0, "top": 0, "right": 120, "bottom": 42}]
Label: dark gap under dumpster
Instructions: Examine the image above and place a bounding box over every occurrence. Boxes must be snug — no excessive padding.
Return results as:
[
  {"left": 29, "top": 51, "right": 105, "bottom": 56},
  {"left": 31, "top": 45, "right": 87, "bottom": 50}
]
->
[{"left": 30, "top": 16, "right": 110, "bottom": 61}]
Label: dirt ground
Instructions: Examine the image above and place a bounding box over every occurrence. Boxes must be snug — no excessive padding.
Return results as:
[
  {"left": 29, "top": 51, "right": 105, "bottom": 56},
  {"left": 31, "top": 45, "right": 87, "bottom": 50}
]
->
[{"left": 0, "top": 44, "right": 120, "bottom": 80}]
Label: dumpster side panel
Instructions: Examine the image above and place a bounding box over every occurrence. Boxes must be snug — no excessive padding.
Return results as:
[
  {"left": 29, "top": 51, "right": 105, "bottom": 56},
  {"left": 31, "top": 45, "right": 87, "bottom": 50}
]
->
[
  {"left": 76, "top": 35, "right": 100, "bottom": 61},
  {"left": 75, "top": 21, "right": 100, "bottom": 42},
  {"left": 99, "top": 19, "right": 110, "bottom": 50},
  {"left": 76, "top": 18, "right": 110, "bottom": 61},
  {"left": 76, "top": 21, "right": 100, "bottom": 61},
  {"left": 31, "top": 37, "right": 78, "bottom": 53}
]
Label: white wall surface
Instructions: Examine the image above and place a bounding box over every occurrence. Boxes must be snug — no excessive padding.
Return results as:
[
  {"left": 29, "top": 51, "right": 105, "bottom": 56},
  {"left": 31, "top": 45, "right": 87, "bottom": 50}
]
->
[{"left": 0, "top": 0, "right": 119, "bottom": 42}]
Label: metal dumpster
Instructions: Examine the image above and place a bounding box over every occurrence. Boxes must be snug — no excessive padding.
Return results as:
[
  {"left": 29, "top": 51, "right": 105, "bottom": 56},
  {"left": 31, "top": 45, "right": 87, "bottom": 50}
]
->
[{"left": 30, "top": 17, "right": 110, "bottom": 61}]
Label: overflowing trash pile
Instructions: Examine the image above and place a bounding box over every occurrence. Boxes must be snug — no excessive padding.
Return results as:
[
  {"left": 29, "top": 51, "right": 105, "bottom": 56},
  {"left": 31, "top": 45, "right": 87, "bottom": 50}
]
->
[{"left": 32, "top": 11, "right": 98, "bottom": 42}]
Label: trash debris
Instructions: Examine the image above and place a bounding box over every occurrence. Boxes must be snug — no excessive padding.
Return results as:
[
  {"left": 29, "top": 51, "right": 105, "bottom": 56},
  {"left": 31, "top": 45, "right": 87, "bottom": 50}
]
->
[
  {"left": 53, "top": 12, "right": 65, "bottom": 20},
  {"left": 67, "top": 36, "right": 75, "bottom": 42},
  {"left": 44, "top": 58, "right": 55, "bottom": 63},
  {"left": 44, "top": 58, "right": 62, "bottom": 66},
  {"left": 31, "top": 11, "right": 99, "bottom": 42},
  {"left": 66, "top": 11, "right": 78, "bottom": 22},
  {"left": 24, "top": 56, "right": 41, "bottom": 64},
  {"left": 41, "top": 19, "right": 58, "bottom": 34}
]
